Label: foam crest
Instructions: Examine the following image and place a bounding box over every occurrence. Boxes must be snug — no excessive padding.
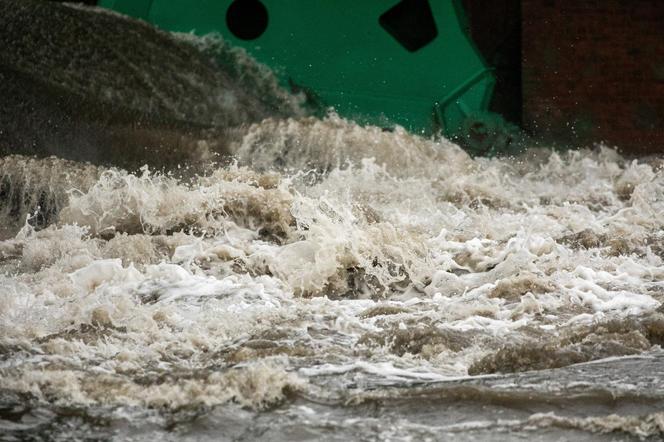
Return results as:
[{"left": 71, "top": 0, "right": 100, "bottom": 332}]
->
[{"left": 2, "top": 118, "right": 664, "bottom": 430}]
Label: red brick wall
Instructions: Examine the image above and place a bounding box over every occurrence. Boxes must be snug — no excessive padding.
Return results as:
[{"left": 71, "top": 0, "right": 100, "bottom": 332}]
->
[{"left": 522, "top": 0, "right": 664, "bottom": 154}]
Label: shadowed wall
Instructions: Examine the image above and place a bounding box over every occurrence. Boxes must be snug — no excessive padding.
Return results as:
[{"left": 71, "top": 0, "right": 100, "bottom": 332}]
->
[{"left": 521, "top": 0, "right": 664, "bottom": 154}]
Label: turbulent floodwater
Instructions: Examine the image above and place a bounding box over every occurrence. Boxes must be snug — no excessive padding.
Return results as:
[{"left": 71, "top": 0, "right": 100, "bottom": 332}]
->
[
  {"left": 3, "top": 8, "right": 664, "bottom": 442},
  {"left": 3, "top": 119, "right": 664, "bottom": 440}
]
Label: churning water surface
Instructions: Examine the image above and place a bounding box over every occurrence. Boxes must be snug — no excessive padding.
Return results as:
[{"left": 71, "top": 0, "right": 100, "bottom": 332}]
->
[{"left": 2, "top": 6, "right": 664, "bottom": 442}]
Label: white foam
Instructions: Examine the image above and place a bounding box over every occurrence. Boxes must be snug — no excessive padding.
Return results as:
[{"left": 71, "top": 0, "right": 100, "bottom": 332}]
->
[{"left": 2, "top": 122, "right": 664, "bottom": 410}]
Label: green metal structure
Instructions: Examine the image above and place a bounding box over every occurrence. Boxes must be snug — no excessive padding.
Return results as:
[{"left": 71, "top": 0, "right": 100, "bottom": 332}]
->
[{"left": 99, "top": 0, "right": 508, "bottom": 152}]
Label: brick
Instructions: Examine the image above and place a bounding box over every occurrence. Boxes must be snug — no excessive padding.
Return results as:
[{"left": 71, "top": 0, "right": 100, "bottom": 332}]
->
[{"left": 522, "top": 0, "right": 664, "bottom": 154}]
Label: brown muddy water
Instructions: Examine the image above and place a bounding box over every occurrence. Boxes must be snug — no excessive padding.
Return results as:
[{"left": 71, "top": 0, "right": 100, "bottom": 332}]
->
[{"left": 2, "top": 4, "right": 664, "bottom": 442}]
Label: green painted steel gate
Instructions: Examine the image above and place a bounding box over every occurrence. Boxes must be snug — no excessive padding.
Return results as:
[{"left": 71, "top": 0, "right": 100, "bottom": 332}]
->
[{"left": 99, "top": 0, "right": 506, "bottom": 152}]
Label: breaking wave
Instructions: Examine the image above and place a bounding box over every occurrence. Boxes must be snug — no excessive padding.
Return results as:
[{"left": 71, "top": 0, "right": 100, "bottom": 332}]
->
[{"left": 2, "top": 7, "right": 664, "bottom": 438}]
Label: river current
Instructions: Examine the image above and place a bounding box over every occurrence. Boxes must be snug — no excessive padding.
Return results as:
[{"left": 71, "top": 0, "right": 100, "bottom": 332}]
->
[{"left": 2, "top": 6, "right": 664, "bottom": 441}]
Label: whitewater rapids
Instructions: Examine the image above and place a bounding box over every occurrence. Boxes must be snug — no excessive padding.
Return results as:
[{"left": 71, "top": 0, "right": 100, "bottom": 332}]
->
[
  {"left": 2, "top": 2, "right": 664, "bottom": 439},
  {"left": 2, "top": 113, "right": 664, "bottom": 440}
]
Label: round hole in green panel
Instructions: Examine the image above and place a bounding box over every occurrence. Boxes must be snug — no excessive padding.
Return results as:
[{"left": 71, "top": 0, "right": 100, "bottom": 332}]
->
[{"left": 226, "top": 0, "right": 268, "bottom": 40}]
